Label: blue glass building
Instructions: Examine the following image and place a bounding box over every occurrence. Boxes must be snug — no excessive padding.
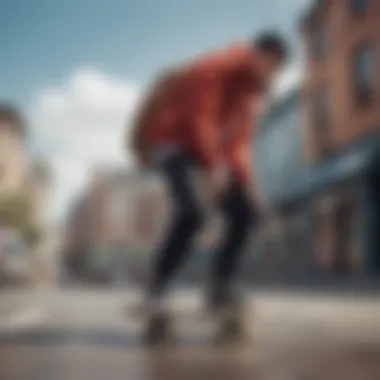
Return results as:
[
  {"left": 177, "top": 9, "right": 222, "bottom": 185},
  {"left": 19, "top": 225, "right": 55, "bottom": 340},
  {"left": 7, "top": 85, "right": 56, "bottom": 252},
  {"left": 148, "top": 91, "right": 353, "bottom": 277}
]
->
[{"left": 255, "top": 88, "right": 380, "bottom": 277}]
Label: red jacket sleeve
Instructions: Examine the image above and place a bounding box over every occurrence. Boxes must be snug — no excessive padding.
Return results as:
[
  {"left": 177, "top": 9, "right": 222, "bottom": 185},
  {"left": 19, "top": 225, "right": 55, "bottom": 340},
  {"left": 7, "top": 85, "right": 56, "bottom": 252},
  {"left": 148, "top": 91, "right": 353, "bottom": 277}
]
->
[{"left": 189, "top": 80, "right": 221, "bottom": 169}]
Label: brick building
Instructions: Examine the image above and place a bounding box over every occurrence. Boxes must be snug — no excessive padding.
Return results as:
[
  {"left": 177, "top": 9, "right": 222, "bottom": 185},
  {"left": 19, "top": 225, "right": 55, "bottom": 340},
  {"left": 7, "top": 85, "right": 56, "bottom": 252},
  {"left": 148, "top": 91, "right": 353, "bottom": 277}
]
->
[
  {"left": 87, "top": 168, "right": 169, "bottom": 248},
  {"left": 299, "top": 0, "right": 380, "bottom": 274},
  {"left": 302, "top": 0, "right": 380, "bottom": 159},
  {"left": 64, "top": 167, "right": 170, "bottom": 278},
  {"left": 64, "top": 164, "right": 224, "bottom": 282}
]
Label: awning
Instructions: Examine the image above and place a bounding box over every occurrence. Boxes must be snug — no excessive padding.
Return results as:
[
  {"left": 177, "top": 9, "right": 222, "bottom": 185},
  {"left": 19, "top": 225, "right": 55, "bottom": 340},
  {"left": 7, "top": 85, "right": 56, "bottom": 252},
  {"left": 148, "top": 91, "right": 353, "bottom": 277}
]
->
[
  {"left": 276, "top": 138, "right": 380, "bottom": 207},
  {"left": 308, "top": 148, "right": 373, "bottom": 192}
]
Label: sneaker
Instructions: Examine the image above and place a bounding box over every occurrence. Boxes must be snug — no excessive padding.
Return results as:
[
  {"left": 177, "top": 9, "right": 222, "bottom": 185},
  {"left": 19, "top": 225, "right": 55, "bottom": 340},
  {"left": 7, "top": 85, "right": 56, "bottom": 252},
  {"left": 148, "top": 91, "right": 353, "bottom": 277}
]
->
[
  {"left": 130, "top": 292, "right": 168, "bottom": 318},
  {"left": 206, "top": 283, "right": 245, "bottom": 315}
]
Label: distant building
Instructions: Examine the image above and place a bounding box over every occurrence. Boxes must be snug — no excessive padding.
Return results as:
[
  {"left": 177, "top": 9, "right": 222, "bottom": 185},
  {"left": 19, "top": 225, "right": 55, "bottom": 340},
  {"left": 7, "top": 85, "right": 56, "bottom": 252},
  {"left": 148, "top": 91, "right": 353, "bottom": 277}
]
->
[
  {"left": 0, "top": 105, "right": 28, "bottom": 195},
  {"left": 64, "top": 163, "right": 224, "bottom": 282},
  {"left": 64, "top": 194, "right": 92, "bottom": 278},
  {"left": 64, "top": 166, "right": 170, "bottom": 278},
  {"left": 0, "top": 105, "right": 54, "bottom": 284},
  {"left": 86, "top": 167, "right": 169, "bottom": 248},
  {"left": 28, "top": 159, "right": 52, "bottom": 229},
  {"left": 27, "top": 159, "right": 54, "bottom": 283}
]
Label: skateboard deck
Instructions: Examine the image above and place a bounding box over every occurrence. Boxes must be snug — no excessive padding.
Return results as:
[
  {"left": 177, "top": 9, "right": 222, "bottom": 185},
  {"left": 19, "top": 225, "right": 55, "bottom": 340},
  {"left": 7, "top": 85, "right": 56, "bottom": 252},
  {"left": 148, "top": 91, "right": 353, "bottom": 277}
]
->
[{"left": 126, "top": 303, "right": 253, "bottom": 346}]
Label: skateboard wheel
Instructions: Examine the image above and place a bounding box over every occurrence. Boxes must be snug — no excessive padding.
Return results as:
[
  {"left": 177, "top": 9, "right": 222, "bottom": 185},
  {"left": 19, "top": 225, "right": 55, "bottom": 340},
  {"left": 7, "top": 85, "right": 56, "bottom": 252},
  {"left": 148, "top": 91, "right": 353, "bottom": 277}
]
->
[
  {"left": 143, "top": 315, "right": 174, "bottom": 345},
  {"left": 214, "top": 316, "right": 249, "bottom": 345}
]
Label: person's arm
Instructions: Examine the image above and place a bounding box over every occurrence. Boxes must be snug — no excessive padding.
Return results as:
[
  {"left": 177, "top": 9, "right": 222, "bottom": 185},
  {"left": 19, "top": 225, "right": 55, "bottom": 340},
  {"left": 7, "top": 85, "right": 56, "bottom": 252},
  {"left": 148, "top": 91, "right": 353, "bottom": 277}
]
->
[
  {"left": 226, "top": 97, "right": 263, "bottom": 202},
  {"left": 186, "top": 78, "right": 230, "bottom": 201},
  {"left": 229, "top": 125, "right": 272, "bottom": 213},
  {"left": 189, "top": 82, "right": 222, "bottom": 171},
  {"left": 227, "top": 126, "right": 256, "bottom": 194},
  {"left": 128, "top": 68, "right": 184, "bottom": 166}
]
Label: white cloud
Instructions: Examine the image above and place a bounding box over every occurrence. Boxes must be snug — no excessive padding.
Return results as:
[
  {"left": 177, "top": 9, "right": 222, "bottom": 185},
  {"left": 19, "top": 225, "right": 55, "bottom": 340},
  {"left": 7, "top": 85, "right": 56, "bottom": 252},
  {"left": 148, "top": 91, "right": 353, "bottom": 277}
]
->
[{"left": 29, "top": 68, "right": 140, "bottom": 221}]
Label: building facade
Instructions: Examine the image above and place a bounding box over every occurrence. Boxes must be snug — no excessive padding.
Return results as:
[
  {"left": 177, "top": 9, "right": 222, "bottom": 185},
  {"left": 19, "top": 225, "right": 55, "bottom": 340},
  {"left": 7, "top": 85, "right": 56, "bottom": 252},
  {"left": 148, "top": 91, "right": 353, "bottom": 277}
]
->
[
  {"left": 27, "top": 160, "right": 54, "bottom": 283},
  {"left": 87, "top": 167, "right": 169, "bottom": 248},
  {"left": 0, "top": 105, "right": 54, "bottom": 285},
  {"left": 64, "top": 166, "right": 171, "bottom": 281},
  {"left": 64, "top": 194, "right": 92, "bottom": 279},
  {"left": 302, "top": 0, "right": 380, "bottom": 160},
  {"left": 0, "top": 106, "right": 28, "bottom": 195},
  {"left": 300, "top": 0, "right": 380, "bottom": 275},
  {"left": 27, "top": 160, "right": 52, "bottom": 230},
  {"left": 64, "top": 164, "right": 224, "bottom": 283}
]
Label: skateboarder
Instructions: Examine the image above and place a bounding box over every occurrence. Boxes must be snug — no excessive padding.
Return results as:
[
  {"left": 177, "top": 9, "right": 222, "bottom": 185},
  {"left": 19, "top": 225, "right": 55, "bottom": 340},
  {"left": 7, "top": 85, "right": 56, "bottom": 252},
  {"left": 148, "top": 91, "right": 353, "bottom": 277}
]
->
[{"left": 129, "top": 31, "right": 288, "bottom": 315}]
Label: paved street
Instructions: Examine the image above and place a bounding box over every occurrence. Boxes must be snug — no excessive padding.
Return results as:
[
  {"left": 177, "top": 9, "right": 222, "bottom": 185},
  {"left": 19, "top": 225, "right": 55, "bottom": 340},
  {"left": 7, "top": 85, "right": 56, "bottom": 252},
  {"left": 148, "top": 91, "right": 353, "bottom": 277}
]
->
[{"left": 0, "top": 288, "right": 380, "bottom": 379}]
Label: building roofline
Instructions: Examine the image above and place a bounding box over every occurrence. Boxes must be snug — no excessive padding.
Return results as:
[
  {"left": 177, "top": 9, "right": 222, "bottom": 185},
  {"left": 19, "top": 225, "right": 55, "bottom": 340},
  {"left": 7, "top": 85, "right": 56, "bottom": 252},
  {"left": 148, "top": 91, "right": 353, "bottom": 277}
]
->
[
  {"left": 299, "top": 0, "right": 328, "bottom": 32},
  {"left": 259, "top": 86, "right": 301, "bottom": 129}
]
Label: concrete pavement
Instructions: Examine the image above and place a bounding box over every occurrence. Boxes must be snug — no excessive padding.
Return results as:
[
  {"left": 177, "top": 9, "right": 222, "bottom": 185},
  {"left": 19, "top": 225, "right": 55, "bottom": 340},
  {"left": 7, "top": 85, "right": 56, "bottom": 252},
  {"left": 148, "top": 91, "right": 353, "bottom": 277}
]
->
[{"left": 0, "top": 288, "right": 380, "bottom": 379}]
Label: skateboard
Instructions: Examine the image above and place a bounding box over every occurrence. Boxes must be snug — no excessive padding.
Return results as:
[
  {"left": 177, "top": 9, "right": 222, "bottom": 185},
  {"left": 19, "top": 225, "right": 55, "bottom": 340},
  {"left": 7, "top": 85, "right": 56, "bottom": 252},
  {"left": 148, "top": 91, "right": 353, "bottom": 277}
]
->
[{"left": 126, "top": 303, "right": 252, "bottom": 346}]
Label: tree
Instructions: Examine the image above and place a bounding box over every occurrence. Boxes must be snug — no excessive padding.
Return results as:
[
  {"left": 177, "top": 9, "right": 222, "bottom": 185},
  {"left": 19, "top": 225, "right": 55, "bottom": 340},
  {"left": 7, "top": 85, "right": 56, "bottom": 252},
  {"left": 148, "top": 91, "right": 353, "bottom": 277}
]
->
[
  {"left": 21, "top": 221, "right": 42, "bottom": 247},
  {"left": 0, "top": 193, "right": 31, "bottom": 225},
  {"left": 0, "top": 192, "right": 41, "bottom": 246}
]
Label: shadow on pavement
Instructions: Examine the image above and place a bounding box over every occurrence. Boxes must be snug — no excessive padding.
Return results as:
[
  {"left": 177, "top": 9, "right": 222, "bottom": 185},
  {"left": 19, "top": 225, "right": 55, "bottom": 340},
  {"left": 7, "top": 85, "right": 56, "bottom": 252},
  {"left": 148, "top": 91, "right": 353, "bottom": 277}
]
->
[{"left": 0, "top": 327, "right": 252, "bottom": 350}]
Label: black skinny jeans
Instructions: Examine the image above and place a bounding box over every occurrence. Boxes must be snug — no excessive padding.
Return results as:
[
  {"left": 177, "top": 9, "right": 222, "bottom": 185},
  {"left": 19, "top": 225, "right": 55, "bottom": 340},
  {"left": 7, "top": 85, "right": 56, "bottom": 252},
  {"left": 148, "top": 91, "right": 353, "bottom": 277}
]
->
[{"left": 149, "top": 152, "right": 256, "bottom": 296}]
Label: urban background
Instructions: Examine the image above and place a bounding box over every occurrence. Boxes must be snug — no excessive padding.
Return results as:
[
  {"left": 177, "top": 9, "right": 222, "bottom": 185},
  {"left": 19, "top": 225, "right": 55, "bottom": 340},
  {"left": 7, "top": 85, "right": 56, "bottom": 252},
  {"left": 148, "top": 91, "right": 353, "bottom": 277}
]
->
[{"left": 2, "top": 0, "right": 380, "bottom": 289}]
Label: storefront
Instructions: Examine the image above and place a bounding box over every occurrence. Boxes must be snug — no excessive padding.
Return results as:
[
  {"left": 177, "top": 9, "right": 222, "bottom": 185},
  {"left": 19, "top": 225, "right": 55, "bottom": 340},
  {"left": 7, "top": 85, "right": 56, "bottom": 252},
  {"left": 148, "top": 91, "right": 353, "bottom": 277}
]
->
[
  {"left": 278, "top": 133, "right": 380, "bottom": 277},
  {"left": 265, "top": 185, "right": 316, "bottom": 280},
  {"left": 312, "top": 183, "right": 365, "bottom": 275},
  {"left": 253, "top": 89, "right": 314, "bottom": 279},
  {"left": 254, "top": 87, "right": 380, "bottom": 279}
]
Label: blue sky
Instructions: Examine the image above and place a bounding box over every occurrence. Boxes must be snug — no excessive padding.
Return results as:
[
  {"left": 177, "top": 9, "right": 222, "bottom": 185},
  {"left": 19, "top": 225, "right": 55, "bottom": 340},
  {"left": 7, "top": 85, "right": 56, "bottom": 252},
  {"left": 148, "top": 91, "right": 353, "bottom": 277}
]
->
[{"left": 0, "top": 0, "right": 311, "bottom": 219}]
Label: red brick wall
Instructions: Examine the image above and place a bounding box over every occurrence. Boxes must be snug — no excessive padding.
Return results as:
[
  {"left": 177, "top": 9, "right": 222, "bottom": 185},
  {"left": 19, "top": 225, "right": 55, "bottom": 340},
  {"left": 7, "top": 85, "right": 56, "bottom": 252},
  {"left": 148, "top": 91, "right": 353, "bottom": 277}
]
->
[{"left": 302, "top": 0, "right": 380, "bottom": 162}]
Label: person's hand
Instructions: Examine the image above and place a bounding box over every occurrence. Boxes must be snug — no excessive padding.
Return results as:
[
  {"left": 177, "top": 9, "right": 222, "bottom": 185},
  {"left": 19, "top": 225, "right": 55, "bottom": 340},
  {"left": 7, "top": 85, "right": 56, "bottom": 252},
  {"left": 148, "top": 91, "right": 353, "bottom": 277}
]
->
[
  {"left": 250, "top": 191, "right": 278, "bottom": 222},
  {"left": 208, "top": 166, "right": 229, "bottom": 202}
]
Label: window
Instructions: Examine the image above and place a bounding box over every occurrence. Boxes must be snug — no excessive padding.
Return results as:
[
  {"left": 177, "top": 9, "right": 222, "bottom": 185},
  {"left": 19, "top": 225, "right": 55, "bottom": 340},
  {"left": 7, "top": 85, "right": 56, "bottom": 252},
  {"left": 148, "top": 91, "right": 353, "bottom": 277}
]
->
[
  {"left": 350, "top": 0, "right": 369, "bottom": 15},
  {"left": 108, "top": 191, "right": 126, "bottom": 222},
  {"left": 313, "top": 86, "right": 332, "bottom": 156},
  {"left": 310, "top": 25, "right": 329, "bottom": 61},
  {"left": 314, "top": 86, "right": 330, "bottom": 124},
  {"left": 331, "top": 194, "right": 363, "bottom": 275},
  {"left": 135, "top": 194, "right": 157, "bottom": 243},
  {"left": 353, "top": 43, "right": 375, "bottom": 106}
]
